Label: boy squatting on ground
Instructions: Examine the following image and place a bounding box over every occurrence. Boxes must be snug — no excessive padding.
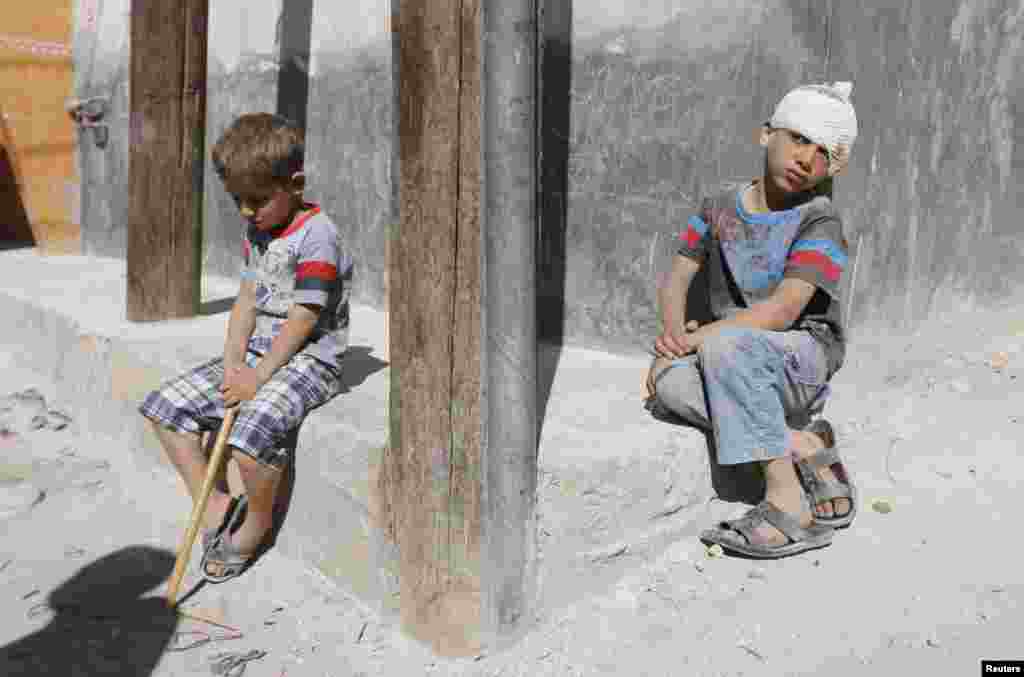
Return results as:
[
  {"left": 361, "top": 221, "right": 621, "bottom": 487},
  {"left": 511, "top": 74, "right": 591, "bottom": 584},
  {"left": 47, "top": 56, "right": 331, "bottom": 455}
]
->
[
  {"left": 644, "top": 82, "right": 859, "bottom": 559},
  {"left": 139, "top": 114, "right": 354, "bottom": 582}
]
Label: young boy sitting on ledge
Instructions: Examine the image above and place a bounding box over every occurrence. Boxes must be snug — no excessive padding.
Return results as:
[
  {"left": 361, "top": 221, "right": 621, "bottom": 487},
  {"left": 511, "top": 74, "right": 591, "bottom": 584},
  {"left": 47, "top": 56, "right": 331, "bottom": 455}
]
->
[
  {"left": 645, "top": 82, "right": 859, "bottom": 559},
  {"left": 140, "top": 113, "right": 353, "bottom": 581}
]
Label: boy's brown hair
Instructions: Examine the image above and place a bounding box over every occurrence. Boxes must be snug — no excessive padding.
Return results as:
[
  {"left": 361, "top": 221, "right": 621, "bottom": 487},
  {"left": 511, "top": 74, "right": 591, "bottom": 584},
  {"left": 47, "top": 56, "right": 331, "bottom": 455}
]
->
[{"left": 211, "top": 113, "right": 305, "bottom": 193}]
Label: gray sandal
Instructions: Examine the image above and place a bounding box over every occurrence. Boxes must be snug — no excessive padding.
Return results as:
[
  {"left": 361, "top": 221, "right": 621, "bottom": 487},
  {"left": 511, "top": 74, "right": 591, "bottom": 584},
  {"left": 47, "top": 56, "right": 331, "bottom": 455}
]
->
[
  {"left": 796, "top": 420, "right": 858, "bottom": 529},
  {"left": 700, "top": 500, "right": 833, "bottom": 559},
  {"left": 200, "top": 494, "right": 244, "bottom": 551},
  {"left": 200, "top": 495, "right": 255, "bottom": 584}
]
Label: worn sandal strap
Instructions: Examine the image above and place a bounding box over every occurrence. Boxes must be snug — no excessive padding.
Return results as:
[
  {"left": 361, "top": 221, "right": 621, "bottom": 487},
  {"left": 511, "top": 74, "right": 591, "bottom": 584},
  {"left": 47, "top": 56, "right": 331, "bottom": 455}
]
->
[
  {"left": 797, "top": 446, "right": 843, "bottom": 471},
  {"left": 805, "top": 419, "right": 836, "bottom": 447},
  {"left": 718, "top": 501, "right": 809, "bottom": 545},
  {"left": 755, "top": 501, "right": 811, "bottom": 543},
  {"left": 806, "top": 478, "right": 851, "bottom": 503}
]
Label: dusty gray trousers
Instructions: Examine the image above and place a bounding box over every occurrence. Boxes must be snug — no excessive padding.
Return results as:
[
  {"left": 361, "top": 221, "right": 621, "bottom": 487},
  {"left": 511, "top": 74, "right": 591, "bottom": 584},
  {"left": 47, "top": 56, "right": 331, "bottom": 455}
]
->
[{"left": 650, "top": 328, "right": 831, "bottom": 465}]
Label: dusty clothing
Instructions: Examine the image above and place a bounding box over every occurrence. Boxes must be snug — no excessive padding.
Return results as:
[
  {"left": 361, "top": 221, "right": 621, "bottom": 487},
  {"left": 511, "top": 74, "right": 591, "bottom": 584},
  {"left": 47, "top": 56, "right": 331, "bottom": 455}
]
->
[
  {"left": 649, "top": 328, "right": 830, "bottom": 465},
  {"left": 139, "top": 352, "right": 342, "bottom": 469},
  {"left": 243, "top": 204, "right": 354, "bottom": 371},
  {"left": 677, "top": 183, "right": 849, "bottom": 378},
  {"left": 139, "top": 203, "right": 353, "bottom": 468}
]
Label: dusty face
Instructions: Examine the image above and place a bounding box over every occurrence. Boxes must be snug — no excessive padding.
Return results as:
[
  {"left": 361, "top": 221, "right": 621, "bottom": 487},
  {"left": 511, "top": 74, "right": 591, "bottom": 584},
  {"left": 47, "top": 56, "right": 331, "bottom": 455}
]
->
[
  {"left": 225, "top": 173, "right": 304, "bottom": 231},
  {"left": 760, "top": 126, "right": 830, "bottom": 195}
]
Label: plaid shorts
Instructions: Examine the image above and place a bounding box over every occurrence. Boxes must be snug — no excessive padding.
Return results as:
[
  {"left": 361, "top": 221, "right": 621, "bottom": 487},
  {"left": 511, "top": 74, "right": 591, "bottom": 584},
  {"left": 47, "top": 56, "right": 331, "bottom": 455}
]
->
[{"left": 138, "top": 351, "right": 343, "bottom": 469}]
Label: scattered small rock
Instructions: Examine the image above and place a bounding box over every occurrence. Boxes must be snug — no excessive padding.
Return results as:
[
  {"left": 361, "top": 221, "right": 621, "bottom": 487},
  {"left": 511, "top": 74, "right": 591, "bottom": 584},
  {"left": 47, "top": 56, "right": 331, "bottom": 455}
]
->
[
  {"left": 990, "top": 352, "right": 1010, "bottom": 371},
  {"left": 586, "top": 543, "right": 629, "bottom": 563},
  {"left": 22, "top": 588, "right": 40, "bottom": 600},
  {"left": 812, "top": 559, "right": 821, "bottom": 567},
  {"left": 871, "top": 498, "right": 894, "bottom": 514},
  {"left": 737, "top": 642, "right": 766, "bottom": 662},
  {"left": 64, "top": 546, "right": 86, "bottom": 558},
  {"left": 0, "top": 481, "right": 45, "bottom": 519},
  {"left": 694, "top": 562, "right": 705, "bottom": 573},
  {"left": 925, "top": 637, "right": 941, "bottom": 648},
  {"left": 747, "top": 567, "right": 767, "bottom": 580},
  {"left": 72, "top": 479, "right": 104, "bottom": 492},
  {"left": 949, "top": 379, "right": 971, "bottom": 394}
]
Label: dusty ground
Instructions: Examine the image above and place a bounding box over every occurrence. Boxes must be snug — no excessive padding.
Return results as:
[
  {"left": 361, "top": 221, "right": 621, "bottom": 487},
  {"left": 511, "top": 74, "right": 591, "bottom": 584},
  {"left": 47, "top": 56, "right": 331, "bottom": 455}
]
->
[{"left": 1, "top": 298, "right": 1022, "bottom": 676}]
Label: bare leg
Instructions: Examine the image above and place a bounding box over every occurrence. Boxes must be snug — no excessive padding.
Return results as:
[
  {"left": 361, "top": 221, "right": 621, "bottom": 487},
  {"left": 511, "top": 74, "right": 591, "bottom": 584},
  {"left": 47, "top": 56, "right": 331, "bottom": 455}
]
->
[
  {"left": 736, "top": 454, "right": 814, "bottom": 547},
  {"left": 202, "top": 449, "right": 282, "bottom": 577},
  {"left": 736, "top": 428, "right": 852, "bottom": 545},
  {"left": 149, "top": 421, "right": 233, "bottom": 534}
]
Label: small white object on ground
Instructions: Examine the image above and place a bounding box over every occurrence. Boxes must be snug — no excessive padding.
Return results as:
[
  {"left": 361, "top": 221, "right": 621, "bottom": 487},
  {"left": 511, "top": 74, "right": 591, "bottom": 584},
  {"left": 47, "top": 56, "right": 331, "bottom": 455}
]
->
[{"left": 871, "top": 498, "right": 894, "bottom": 514}]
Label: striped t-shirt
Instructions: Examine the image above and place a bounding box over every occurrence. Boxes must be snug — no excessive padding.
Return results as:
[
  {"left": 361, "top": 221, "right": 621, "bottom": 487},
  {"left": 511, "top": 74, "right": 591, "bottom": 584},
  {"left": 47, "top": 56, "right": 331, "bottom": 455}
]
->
[
  {"left": 242, "top": 204, "right": 354, "bottom": 370},
  {"left": 677, "top": 182, "right": 849, "bottom": 377}
]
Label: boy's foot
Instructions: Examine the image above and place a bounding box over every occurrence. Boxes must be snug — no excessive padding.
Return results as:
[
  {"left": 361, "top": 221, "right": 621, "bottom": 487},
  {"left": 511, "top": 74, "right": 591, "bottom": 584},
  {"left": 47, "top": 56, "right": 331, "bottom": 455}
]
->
[
  {"left": 792, "top": 425, "right": 853, "bottom": 521},
  {"left": 700, "top": 500, "right": 833, "bottom": 558},
  {"left": 201, "top": 496, "right": 272, "bottom": 579}
]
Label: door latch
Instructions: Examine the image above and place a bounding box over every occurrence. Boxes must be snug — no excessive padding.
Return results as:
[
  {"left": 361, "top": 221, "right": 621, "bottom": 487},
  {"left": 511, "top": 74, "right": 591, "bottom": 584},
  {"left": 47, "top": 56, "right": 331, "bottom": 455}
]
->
[{"left": 66, "top": 97, "right": 109, "bottom": 149}]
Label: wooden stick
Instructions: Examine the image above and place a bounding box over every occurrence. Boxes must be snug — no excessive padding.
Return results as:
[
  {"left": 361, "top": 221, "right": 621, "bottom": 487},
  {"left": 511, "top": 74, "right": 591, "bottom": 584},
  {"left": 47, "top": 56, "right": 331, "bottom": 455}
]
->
[
  {"left": 166, "top": 406, "right": 239, "bottom": 608},
  {"left": 846, "top": 232, "right": 864, "bottom": 330}
]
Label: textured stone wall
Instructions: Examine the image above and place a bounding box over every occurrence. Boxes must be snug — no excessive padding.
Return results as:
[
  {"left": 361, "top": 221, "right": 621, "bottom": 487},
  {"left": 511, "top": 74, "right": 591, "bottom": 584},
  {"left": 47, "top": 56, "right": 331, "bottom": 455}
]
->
[{"left": 72, "top": 0, "right": 1024, "bottom": 352}]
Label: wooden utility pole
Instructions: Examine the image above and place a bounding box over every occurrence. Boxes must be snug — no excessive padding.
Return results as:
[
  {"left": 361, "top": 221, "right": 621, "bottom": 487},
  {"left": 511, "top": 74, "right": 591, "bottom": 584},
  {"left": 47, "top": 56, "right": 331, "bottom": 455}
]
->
[
  {"left": 380, "top": 0, "right": 539, "bottom": 657},
  {"left": 126, "top": 1, "right": 208, "bottom": 321},
  {"left": 275, "top": 0, "right": 313, "bottom": 132}
]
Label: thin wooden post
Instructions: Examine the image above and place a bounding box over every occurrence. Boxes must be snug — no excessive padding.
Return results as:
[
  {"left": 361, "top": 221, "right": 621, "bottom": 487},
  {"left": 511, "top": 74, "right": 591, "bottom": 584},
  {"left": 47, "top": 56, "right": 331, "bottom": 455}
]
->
[
  {"left": 382, "top": 0, "right": 538, "bottom": 657},
  {"left": 126, "top": 0, "right": 208, "bottom": 321},
  {"left": 275, "top": 0, "right": 313, "bottom": 132}
]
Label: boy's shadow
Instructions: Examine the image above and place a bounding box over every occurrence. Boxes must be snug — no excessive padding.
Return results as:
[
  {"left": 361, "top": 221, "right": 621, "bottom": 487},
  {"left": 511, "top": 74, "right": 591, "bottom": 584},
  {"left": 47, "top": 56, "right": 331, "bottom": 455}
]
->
[{"left": 0, "top": 546, "right": 179, "bottom": 677}]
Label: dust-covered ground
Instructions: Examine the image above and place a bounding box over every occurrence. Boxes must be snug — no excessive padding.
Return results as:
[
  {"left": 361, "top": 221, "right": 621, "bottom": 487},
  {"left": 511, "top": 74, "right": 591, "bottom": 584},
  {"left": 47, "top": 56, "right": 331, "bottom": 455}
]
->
[{"left": 1, "top": 297, "right": 1022, "bottom": 677}]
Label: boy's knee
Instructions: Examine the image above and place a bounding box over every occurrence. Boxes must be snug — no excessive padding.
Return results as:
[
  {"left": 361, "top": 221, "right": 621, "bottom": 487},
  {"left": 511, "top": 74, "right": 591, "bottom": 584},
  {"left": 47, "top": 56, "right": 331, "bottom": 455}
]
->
[
  {"left": 232, "top": 447, "right": 282, "bottom": 479},
  {"left": 698, "top": 327, "right": 765, "bottom": 373}
]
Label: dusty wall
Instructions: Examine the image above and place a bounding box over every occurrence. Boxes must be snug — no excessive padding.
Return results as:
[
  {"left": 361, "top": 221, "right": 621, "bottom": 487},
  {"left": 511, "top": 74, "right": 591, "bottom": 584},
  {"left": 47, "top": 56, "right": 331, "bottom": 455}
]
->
[
  {"left": 72, "top": 0, "right": 392, "bottom": 306},
  {"left": 71, "top": 0, "right": 1024, "bottom": 351}
]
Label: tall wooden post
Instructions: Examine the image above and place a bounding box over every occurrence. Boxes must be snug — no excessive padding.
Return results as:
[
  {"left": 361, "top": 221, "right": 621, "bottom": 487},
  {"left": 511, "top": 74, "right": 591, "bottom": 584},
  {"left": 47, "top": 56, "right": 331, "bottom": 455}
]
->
[
  {"left": 126, "top": 1, "right": 208, "bottom": 321},
  {"left": 382, "top": 0, "right": 538, "bottom": 657},
  {"left": 275, "top": 0, "right": 313, "bottom": 133}
]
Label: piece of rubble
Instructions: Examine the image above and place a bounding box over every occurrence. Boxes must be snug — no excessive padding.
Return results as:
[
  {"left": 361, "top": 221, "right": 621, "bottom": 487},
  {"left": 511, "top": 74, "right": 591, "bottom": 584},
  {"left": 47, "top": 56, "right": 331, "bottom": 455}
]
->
[
  {"left": 991, "top": 352, "right": 1010, "bottom": 371},
  {"left": 871, "top": 498, "right": 894, "bottom": 514},
  {"left": 0, "top": 481, "right": 45, "bottom": 519},
  {"left": 705, "top": 544, "right": 724, "bottom": 559},
  {"left": 586, "top": 543, "right": 629, "bottom": 563}
]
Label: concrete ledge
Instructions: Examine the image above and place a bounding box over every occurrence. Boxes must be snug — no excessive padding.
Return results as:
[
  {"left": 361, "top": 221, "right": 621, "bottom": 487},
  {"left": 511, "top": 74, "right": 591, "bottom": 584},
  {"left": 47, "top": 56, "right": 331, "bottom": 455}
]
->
[
  {"left": 1, "top": 249, "right": 400, "bottom": 617},
  {"left": 2, "top": 249, "right": 729, "bottom": 631}
]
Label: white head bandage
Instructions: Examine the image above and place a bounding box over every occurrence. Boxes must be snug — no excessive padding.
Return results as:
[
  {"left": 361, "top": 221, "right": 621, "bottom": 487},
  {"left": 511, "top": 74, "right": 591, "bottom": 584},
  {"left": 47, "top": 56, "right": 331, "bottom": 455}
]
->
[{"left": 769, "top": 81, "right": 857, "bottom": 176}]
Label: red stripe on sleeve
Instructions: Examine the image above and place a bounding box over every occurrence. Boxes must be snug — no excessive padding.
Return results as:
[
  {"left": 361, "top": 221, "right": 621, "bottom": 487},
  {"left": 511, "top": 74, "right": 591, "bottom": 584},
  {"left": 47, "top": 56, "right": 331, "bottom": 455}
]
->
[
  {"left": 789, "top": 251, "right": 841, "bottom": 282},
  {"left": 296, "top": 261, "right": 338, "bottom": 280},
  {"left": 679, "top": 225, "right": 701, "bottom": 250}
]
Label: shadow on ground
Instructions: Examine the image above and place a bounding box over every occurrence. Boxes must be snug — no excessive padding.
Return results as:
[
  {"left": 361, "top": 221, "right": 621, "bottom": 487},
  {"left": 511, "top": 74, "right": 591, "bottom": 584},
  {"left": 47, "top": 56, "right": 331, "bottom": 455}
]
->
[{"left": 0, "top": 546, "right": 179, "bottom": 677}]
